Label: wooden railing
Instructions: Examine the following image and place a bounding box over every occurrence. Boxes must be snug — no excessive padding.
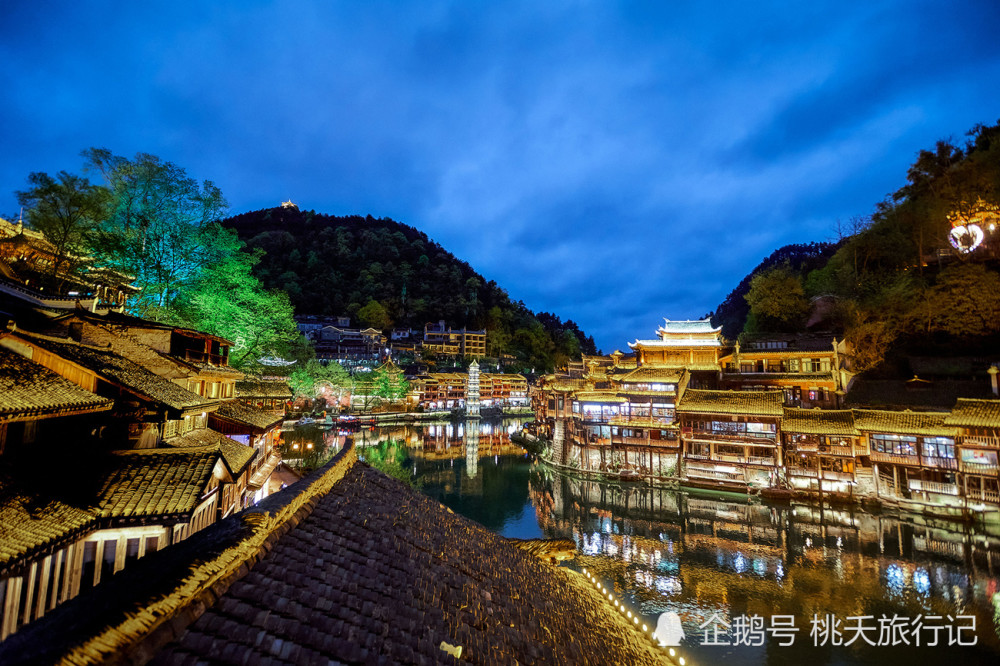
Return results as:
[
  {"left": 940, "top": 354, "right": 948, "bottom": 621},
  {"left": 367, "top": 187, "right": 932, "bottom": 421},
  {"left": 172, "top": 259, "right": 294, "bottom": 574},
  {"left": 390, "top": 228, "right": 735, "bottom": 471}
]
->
[
  {"left": 966, "top": 488, "right": 1000, "bottom": 504},
  {"left": 960, "top": 460, "right": 999, "bottom": 475},
  {"left": 908, "top": 480, "right": 959, "bottom": 496},
  {"left": 870, "top": 451, "right": 919, "bottom": 466},
  {"left": 788, "top": 468, "right": 854, "bottom": 482},
  {"left": 961, "top": 435, "right": 1000, "bottom": 448}
]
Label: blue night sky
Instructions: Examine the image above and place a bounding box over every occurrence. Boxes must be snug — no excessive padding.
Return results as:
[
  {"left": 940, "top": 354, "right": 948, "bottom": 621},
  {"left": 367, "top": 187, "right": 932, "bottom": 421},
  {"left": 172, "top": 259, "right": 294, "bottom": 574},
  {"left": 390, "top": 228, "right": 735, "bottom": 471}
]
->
[{"left": 2, "top": 1, "right": 999, "bottom": 352}]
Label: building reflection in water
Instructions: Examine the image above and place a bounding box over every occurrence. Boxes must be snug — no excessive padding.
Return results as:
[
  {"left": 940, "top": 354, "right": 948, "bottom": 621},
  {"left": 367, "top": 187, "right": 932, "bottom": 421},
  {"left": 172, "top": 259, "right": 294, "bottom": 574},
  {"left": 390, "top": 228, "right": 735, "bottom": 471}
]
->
[
  {"left": 530, "top": 469, "right": 1000, "bottom": 664},
  {"left": 374, "top": 418, "right": 1000, "bottom": 664}
]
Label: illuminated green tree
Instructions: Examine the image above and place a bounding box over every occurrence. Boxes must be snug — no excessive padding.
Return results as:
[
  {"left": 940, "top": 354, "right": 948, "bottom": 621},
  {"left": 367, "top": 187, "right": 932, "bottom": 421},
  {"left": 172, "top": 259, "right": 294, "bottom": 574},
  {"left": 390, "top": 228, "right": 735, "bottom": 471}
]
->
[{"left": 82, "top": 148, "right": 228, "bottom": 315}]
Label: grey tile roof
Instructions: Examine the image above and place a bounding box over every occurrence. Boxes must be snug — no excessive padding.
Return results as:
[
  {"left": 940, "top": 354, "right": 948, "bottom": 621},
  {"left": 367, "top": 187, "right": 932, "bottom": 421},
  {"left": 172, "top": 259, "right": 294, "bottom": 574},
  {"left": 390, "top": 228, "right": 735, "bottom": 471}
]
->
[
  {"left": 0, "top": 445, "right": 670, "bottom": 666},
  {"left": 0, "top": 346, "right": 113, "bottom": 421},
  {"left": 16, "top": 333, "right": 213, "bottom": 413}
]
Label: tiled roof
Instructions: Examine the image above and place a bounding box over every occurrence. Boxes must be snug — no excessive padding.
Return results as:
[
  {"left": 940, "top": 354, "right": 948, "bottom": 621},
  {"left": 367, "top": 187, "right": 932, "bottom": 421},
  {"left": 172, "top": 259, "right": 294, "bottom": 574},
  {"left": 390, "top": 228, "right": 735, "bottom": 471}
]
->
[
  {"left": 574, "top": 391, "right": 628, "bottom": 403},
  {"left": 782, "top": 408, "right": 859, "bottom": 436},
  {"left": 0, "top": 445, "right": 669, "bottom": 666},
  {"left": 0, "top": 483, "right": 94, "bottom": 568},
  {"left": 657, "top": 318, "right": 720, "bottom": 333},
  {"left": 213, "top": 400, "right": 284, "bottom": 432},
  {"left": 17, "top": 333, "right": 213, "bottom": 414},
  {"left": 943, "top": 398, "right": 1000, "bottom": 428},
  {"left": 678, "top": 389, "right": 784, "bottom": 416},
  {"left": 235, "top": 380, "right": 292, "bottom": 399},
  {"left": 608, "top": 417, "right": 679, "bottom": 430},
  {"left": 614, "top": 365, "right": 684, "bottom": 384},
  {"left": 0, "top": 346, "right": 113, "bottom": 421},
  {"left": 188, "top": 362, "right": 244, "bottom": 379},
  {"left": 96, "top": 447, "right": 219, "bottom": 519},
  {"left": 218, "top": 438, "right": 257, "bottom": 476},
  {"left": 852, "top": 409, "right": 955, "bottom": 436},
  {"left": 167, "top": 428, "right": 257, "bottom": 476}
]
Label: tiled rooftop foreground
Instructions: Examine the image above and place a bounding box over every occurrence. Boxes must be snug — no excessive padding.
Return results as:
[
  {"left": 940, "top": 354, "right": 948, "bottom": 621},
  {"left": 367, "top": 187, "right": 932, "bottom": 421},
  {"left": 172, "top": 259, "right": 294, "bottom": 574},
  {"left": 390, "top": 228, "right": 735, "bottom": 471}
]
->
[{"left": 0, "top": 443, "right": 673, "bottom": 665}]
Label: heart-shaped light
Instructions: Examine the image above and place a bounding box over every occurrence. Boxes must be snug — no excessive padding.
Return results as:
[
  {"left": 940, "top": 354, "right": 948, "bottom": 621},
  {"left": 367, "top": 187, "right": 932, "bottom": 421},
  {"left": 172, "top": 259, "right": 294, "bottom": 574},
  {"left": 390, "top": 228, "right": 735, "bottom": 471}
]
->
[{"left": 949, "top": 224, "right": 984, "bottom": 253}]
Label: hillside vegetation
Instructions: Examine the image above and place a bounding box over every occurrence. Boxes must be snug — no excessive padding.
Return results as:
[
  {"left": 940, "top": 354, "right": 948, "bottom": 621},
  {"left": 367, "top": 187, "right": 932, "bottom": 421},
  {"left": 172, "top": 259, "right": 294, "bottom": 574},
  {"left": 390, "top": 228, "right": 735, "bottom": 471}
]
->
[
  {"left": 710, "top": 119, "right": 1000, "bottom": 374},
  {"left": 223, "top": 207, "right": 597, "bottom": 371}
]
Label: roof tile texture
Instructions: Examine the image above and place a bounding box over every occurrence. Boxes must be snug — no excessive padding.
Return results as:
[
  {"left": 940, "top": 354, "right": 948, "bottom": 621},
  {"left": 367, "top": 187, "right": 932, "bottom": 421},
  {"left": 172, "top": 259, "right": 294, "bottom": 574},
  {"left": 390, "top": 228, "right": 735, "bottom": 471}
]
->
[
  {"left": 0, "top": 346, "right": 112, "bottom": 420},
  {"left": 158, "top": 464, "right": 667, "bottom": 666}
]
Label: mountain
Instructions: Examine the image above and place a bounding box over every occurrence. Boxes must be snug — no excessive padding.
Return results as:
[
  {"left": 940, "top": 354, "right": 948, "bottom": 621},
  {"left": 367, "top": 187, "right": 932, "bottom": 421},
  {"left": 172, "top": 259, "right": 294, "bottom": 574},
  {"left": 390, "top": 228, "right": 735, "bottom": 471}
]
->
[{"left": 221, "top": 207, "right": 596, "bottom": 371}]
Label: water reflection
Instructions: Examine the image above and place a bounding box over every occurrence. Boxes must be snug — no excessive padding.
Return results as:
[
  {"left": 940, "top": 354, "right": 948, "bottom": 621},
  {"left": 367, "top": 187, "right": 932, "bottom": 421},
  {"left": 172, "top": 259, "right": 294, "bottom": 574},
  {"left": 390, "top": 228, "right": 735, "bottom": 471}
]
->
[{"left": 367, "top": 418, "right": 1000, "bottom": 665}]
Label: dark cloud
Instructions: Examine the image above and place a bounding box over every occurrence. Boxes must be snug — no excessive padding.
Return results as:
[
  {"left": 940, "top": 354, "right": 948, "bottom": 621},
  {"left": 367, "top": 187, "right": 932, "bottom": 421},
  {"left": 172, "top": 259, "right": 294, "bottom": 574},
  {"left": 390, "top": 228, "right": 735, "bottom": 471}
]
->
[{"left": 2, "top": 1, "right": 999, "bottom": 351}]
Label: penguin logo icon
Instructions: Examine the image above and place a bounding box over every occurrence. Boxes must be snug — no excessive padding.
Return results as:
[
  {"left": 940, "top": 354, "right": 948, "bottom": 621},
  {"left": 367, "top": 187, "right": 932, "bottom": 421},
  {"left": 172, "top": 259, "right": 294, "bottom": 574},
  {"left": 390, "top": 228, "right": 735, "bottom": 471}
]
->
[{"left": 654, "top": 611, "right": 685, "bottom": 646}]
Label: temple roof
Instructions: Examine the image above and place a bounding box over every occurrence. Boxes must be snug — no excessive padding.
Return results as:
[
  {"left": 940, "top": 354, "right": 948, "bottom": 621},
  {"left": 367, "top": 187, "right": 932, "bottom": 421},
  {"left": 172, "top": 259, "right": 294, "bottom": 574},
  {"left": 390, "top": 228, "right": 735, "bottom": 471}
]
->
[
  {"left": 96, "top": 446, "right": 221, "bottom": 519},
  {"left": 943, "top": 398, "right": 1000, "bottom": 428},
  {"left": 781, "top": 408, "right": 859, "bottom": 436},
  {"left": 0, "top": 446, "right": 670, "bottom": 666},
  {"left": 234, "top": 379, "right": 293, "bottom": 400},
  {"left": 628, "top": 337, "right": 722, "bottom": 348},
  {"left": 678, "top": 389, "right": 784, "bottom": 416},
  {"left": 853, "top": 409, "right": 956, "bottom": 437},
  {"left": 0, "top": 346, "right": 113, "bottom": 422},
  {"left": 212, "top": 400, "right": 284, "bottom": 432},
  {"left": 656, "top": 318, "right": 720, "bottom": 334}
]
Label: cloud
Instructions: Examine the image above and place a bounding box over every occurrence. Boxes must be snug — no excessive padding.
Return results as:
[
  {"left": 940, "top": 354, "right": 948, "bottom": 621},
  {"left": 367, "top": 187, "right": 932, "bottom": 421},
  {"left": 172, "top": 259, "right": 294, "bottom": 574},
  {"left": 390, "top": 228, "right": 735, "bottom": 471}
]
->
[{"left": 2, "top": 1, "right": 1000, "bottom": 351}]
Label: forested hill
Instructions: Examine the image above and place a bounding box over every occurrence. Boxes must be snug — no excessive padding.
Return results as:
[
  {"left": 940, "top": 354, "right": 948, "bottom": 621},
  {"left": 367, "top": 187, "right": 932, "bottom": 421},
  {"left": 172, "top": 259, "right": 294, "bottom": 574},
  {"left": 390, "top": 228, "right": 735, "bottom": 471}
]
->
[
  {"left": 222, "top": 207, "right": 597, "bottom": 371},
  {"left": 710, "top": 241, "right": 841, "bottom": 338}
]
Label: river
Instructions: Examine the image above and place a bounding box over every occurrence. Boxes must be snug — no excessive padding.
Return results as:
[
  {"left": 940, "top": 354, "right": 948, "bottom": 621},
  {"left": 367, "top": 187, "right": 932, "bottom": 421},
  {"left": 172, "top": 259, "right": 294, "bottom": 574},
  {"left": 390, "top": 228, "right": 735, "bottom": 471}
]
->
[{"left": 285, "top": 417, "right": 1000, "bottom": 665}]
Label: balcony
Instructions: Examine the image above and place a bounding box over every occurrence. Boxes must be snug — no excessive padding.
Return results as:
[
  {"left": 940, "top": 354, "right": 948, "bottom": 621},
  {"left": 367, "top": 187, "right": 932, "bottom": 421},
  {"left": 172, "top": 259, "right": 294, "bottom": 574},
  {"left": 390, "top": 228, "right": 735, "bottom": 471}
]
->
[
  {"left": 960, "top": 460, "right": 999, "bottom": 475},
  {"left": 870, "top": 451, "right": 920, "bottom": 466},
  {"left": 961, "top": 435, "right": 1000, "bottom": 448},
  {"left": 921, "top": 456, "right": 958, "bottom": 470},
  {"left": 965, "top": 488, "right": 1000, "bottom": 504},
  {"left": 686, "top": 431, "right": 777, "bottom": 446},
  {"left": 788, "top": 468, "right": 854, "bottom": 482},
  {"left": 712, "top": 453, "right": 777, "bottom": 466},
  {"left": 908, "top": 479, "right": 959, "bottom": 496}
]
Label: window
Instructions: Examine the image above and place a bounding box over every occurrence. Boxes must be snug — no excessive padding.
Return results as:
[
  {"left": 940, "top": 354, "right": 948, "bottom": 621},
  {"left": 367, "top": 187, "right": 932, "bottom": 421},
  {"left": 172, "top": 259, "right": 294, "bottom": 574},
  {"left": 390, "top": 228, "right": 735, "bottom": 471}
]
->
[
  {"left": 872, "top": 434, "right": 917, "bottom": 456},
  {"left": 922, "top": 437, "right": 955, "bottom": 459}
]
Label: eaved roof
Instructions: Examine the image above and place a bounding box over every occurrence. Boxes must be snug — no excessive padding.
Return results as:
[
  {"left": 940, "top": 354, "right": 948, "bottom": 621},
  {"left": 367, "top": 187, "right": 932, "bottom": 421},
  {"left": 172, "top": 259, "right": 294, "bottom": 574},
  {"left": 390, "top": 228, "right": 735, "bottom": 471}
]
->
[
  {"left": 574, "top": 391, "right": 628, "bottom": 403},
  {"left": 212, "top": 400, "right": 284, "bottom": 432},
  {"left": 0, "top": 483, "right": 95, "bottom": 569},
  {"left": 235, "top": 379, "right": 293, "bottom": 399},
  {"left": 678, "top": 389, "right": 785, "bottom": 416},
  {"left": 0, "top": 445, "right": 672, "bottom": 666},
  {"left": 0, "top": 346, "right": 113, "bottom": 422},
  {"left": 614, "top": 365, "right": 684, "bottom": 385},
  {"left": 15, "top": 333, "right": 215, "bottom": 415},
  {"left": 656, "top": 318, "right": 721, "bottom": 334},
  {"left": 943, "top": 398, "right": 1000, "bottom": 428},
  {"left": 853, "top": 409, "right": 956, "bottom": 437},
  {"left": 96, "top": 446, "right": 220, "bottom": 519},
  {"left": 166, "top": 428, "right": 257, "bottom": 476},
  {"left": 782, "top": 408, "right": 858, "bottom": 436}
]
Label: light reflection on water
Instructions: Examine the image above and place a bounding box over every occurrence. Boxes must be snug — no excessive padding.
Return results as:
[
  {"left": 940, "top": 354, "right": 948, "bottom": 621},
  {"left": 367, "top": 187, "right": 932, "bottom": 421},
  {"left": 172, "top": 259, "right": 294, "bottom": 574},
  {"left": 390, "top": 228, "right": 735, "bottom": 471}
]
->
[{"left": 372, "top": 419, "right": 1000, "bottom": 665}]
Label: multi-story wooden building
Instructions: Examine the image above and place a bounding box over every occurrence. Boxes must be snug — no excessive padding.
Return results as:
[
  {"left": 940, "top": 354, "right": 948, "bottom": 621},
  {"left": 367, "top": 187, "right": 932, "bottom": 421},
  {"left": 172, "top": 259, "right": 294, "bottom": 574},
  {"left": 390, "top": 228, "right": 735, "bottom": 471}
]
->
[
  {"left": 945, "top": 399, "right": 1000, "bottom": 506},
  {"left": 720, "top": 335, "right": 850, "bottom": 408},
  {"left": 781, "top": 408, "right": 862, "bottom": 494},
  {"left": 677, "top": 389, "right": 784, "bottom": 490}
]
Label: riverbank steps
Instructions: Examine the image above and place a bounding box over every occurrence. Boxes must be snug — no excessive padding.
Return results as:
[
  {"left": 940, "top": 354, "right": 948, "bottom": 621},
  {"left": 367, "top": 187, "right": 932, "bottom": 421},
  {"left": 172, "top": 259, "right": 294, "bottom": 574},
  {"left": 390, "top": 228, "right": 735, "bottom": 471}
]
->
[{"left": 0, "top": 440, "right": 678, "bottom": 665}]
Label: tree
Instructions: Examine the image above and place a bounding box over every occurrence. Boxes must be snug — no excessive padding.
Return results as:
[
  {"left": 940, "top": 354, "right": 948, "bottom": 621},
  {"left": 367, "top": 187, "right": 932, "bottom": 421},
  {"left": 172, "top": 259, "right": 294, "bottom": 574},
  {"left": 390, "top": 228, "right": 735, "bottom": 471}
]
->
[
  {"left": 172, "top": 229, "right": 299, "bottom": 368},
  {"left": 844, "top": 306, "right": 898, "bottom": 374},
  {"left": 82, "top": 148, "right": 228, "bottom": 315},
  {"left": 373, "top": 367, "right": 410, "bottom": 404},
  {"left": 922, "top": 264, "right": 1000, "bottom": 337},
  {"left": 357, "top": 299, "right": 392, "bottom": 331},
  {"left": 15, "top": 171, "right": 110, "bottom": 288},
  {"left": 743, "top": 265, "right": 810, "bottom": 332}
]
